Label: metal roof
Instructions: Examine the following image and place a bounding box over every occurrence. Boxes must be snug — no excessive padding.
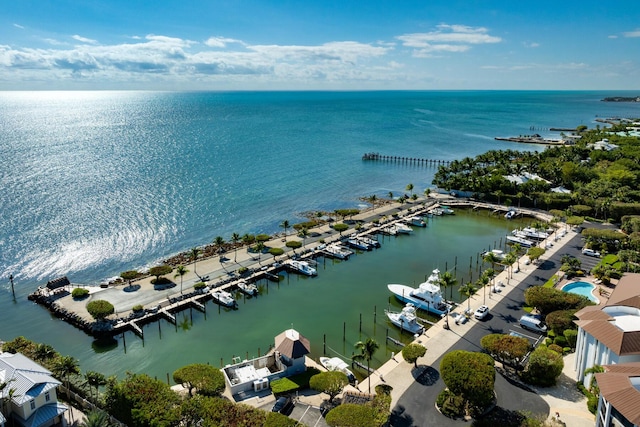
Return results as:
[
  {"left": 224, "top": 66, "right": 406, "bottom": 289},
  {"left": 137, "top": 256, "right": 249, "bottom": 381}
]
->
[
  {"left": 0, "top": 353, "right": 61, "bottom": 406},
  {"left": 596, "top": 363, "right": 640, "bottom": 425}
]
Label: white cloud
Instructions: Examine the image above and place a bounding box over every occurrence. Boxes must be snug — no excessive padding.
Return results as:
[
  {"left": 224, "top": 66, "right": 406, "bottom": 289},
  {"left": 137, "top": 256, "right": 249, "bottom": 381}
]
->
[
  {"left": 397, "top": 23, "right": 501, "bottom": 58},
  {"left": 623, "top": 29, "right": 640, "bottom": 37},
  {"left": 72, "top": 35, "right": 99, "bottom": 44},
  {"left": 205, "top": 37, "right": 245, "bottom": 48},
  {"left": 608, "top": 35, "right": 618, "bottom": 39},
  {"left": 523, "top": 42, "right": 540, "bottom": 48},
  {"left": 13, "top": 23, "right": 24, "bottom": 29}
]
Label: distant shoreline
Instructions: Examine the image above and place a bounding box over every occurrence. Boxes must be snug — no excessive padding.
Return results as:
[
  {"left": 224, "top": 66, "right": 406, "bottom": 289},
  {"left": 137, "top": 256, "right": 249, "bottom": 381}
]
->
[{"left": 601, "top": 96, "right": 640, "bottom": 102}]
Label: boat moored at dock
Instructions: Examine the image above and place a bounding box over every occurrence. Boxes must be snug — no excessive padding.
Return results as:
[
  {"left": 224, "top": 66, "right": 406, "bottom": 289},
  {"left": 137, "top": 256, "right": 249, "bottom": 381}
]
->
[
  {"left": 408, "top": 216, "right": 426, "bottom": 227},
  {"left": 358, "top": 236, "right": 381, "bottom": 248},
  {"left": 284, "top": 260, "right": 317, "bottom": 276},
  {"left": 387, "top": 269, "right": 453, "bottom": 316},
  {"left": 514, "top": 227, "right": 549, "bottom": 240},
  {"left": 394, "top": 223, "right": 413, "bottom": 234},
  {"left": 506, "top": 235, "right": 534, "bottom": 247},
  {"left": 323, "top": 243, "right": 354, "bottom": 259},
  {"left": 385, "top": 303, "right": 424, "bottom": 335},
  {"left": 212, "top": 289, "right": 238, "bottom": 308},
  {"left": 319, "top": 356, "right": 356, "bottom": 383},
  {"left": 236, "top": 280, "right": 258, "bottom": 296},
  {"left": 345, "top": 238, "right": 371, "bottom": 251}
]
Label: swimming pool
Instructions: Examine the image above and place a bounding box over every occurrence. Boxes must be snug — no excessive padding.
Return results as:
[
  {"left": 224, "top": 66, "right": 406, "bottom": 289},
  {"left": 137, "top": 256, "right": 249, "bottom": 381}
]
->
[{"left": 562, "top": 281, "right": 599, "bottom": 303}]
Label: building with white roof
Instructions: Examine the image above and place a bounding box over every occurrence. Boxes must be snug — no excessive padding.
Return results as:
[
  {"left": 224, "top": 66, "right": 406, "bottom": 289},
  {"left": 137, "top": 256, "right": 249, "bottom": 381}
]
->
[{"left": 0, "top": 352, "right": 67, "bottom": 427}]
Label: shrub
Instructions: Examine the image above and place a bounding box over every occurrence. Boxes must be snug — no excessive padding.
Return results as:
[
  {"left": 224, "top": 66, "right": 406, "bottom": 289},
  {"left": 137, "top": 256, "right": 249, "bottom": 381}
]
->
[
  {"left": 523, "top": 346, "right": 564, "bottom": 386},
  {"left": 436, "top": 389, "right": 465, "bottom": 419},
  {"left": 326, "top": 403, "right": 376, "bottom": 427},
  {"left": 194, "top": 282, "right": 207, "bottom": 290},
  {"left": 553, "top": 336, "right": 568, "bottom": 348},
  {"left": 237, "top": 266, "right": 249, "bottom": 275},
  {"left": 132, "top": 304, "right": 143, "bottom": 312},
  {"left": 545, "top": 310, "right": 576, "bottom": 335},
  {"left": 548, "top": 344, "right": 563, "bottom": 354},
  {"left": 402, "top": 343, "right": 427, "bottom": 367},
  {"left": 86, "top": 300, "right": 115, "bottom": 320},
  {"left": 525, "top": 286, "right": 591, "bottom": 314},
  {"left": 72, "top": 288, "right": 89, "bottom": 299},
  {"left": 440, "top": 351, "right": 495, "bottom": 412},
  {"left": 563, "top": 329, "right": 578, "bottom": 348}
]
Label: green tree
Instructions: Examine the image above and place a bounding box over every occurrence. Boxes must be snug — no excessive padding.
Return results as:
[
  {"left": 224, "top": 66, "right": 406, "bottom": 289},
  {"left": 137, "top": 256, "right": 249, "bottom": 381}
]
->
[
  {"left": 285, "top": 240, "right": 302, "bottom": 255},
  {"left": 105, "top": 373, "right": 181, "bottom": 427},
  {"left": 148, "top": 265, "right": 173, "bottom": 283},
  {"left": 189, "top": 247, "right": 201, "bottom": 275},
  {"left": 173, "top": 363, "right": 225, "bottom": 397},
  {"left": 480, "top": 334, "right": 530, "bottom": 369},
  {"left": 406, "top": 183, "right": 414, "bottom": 197},
  {"left": 438, "top": 272, "right": 457, "bottom": 329},
  {"left": 84, "top": 370, "right": 107, "bottom": 403},
  {"left": 33, "top": 343, "right": 58, "bottom": 364},
  {"left": 53, "top": 355, "right": 80, "bottom": 399},
  {"left": 174, "top": 265, "right": 188, "bottom": 294},
  {"left": 333, "top": 223, "right": 349, "bottom": 236},
  {"left": 309, "top": 371, "right": 349, "bottom": 403},
  {"left": 459, "top": 282, "right": 477, "bottom": 311},
  {"left": 213, "top": 236, "right": 225, "bottom": 253},
  {"left": 401, "top": 343, "right": 427, "bottom": 367},
  {"left": 353, "top": 338, "right": 380, "bottom": 393},
  {"left": 523, "top": 346, "right": 564, "bottom": 386},
  {"left": 440, "top": 350, "right": 495, "bottom": 415},
  {"left": 527, "top": 247, "right": 546, "bottom": 264},
  {"left": 80, "top": 410, "right": 112, "bottom": 427},
  {"left": 268, "top": 247, "right": 284, "bottom": 262},
  {"left": 120, "top": 270, "right": 140, "bottom": 288},
  {"left": 231, "top": 233, "right": 241, "bottom": 262},
  {"left": 280, "top": 220, "right": 290, "bottom": 241},
  {"left": 86, "top": 300, "right": 115, "bottom": 321}
]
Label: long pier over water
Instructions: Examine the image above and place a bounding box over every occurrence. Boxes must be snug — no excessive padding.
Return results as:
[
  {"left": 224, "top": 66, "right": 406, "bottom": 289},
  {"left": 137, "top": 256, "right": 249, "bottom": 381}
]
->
[{"left": 362, "top": 152, "right": 451, "bottom": 166}]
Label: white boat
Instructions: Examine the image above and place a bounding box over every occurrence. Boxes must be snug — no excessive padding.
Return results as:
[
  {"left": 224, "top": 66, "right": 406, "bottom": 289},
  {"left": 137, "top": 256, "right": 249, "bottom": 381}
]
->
[
  {"left": 319, "top": 356, "right": 356, "bottom": 383},
  {"left": 323, "top": 243, "right": 354, "bottom": 259},
  {"left": 385, "top": 303, "right": 424, "bottom": 335},
  {"left": 358, "top": 236, "right": 381, "bottom": 248},
  {"left": 409, "top": 216, "right": 426, "bottom": 227},
  {"left": 345, "top": 238, "right": 371, "bottom": 251},
  {"left": 431, "top": 208, "right": 443, "bottom": 216},
  {"left": 440, "top": 206, "right": 455, "bottom": 215},
  {"left": 286, "top": 260, "right": 317, "bottom": 276},
  {"left": 211, "top": 290, "right": 237, "bottom": 307},
  {"left": 237, "top": 280, "right": 258, "bottom": 296},
  {"left": 506, "top": 235, "right": 534, "bottom": 247},
  {"left": 515, "top": 227, "right": 549, "bottom": 240},
  {"left": 387, "top": 269, "right": 453, "bottom": 316},
  {"left": 504, "top": 210, "right": 517, "bottom": 219},
  {"left": 481, "top": 249, "right": 506, "bottom": 261},
  {"left": 394, "top": 223, "right": 413, "bottom": 234},
  {"left": 382, "top": 226, "right": 398, "bottom": 235}
]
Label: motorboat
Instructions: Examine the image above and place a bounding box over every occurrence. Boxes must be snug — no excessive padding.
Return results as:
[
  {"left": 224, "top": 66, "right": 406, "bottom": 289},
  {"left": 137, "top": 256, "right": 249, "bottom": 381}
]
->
[
  {"left": 319, "top": 356, "right": 356, "bottom": 383},
  {"left": 515, "top": 227, "right": 549, "bottom": 240},
  {"left": 236, "top": 280, "right": 258, "bottom": 296},
  {"left": 211, "top": 290, "right": 237, "bottom": 308},
  {"left": 385, "top": 303, "right": 424, "bottom": 335},
  {"left": 285, "top": 260, "right": 317, "bottom": 276},
  {"left": 481, "top": 249, "right": 506, "bottom": 261},
  {"left": 323, "top": 243, "right": 354, "bottom": 259},
  {"left": 358, "top": 236, "right": 381, "bottom": 248},
  {"left": 381, "top": 225, "right": 398, "bottom": 235},
  {"left": 394, "top": 223, "right": 413, "bottom": 234},
  {"left": 408, "top": 216, "right": 427, "bottom": 227},
  {"left": 431, "top": 208, "right": 443, "bottom": 216},
  {"left": 387, "top": 269, "right": 453, "bottom": 316},
  {"left": 345, "top": 238, "right": 371, "bottom": 251},
  {"left": 506, "top": 235, "right": 534, "bottom": 247},
  {"left": 504, "top": 210, "right": 517, "bottom": 219},
  {"left": 440, "top": 206, "right": 455, "bottom": 215}
]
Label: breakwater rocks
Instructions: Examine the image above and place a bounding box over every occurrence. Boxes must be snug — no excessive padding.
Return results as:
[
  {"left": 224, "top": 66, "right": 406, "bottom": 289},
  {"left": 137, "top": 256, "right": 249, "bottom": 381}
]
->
[{"left": 28, "top": 286, "right": 96, "bottom": 335}]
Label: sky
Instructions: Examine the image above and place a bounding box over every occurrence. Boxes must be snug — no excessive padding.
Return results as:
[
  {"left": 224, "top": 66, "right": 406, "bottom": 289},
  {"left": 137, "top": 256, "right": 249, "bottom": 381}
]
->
[{"left": 1, "top": 0, "right": 639, "bottom": 91}]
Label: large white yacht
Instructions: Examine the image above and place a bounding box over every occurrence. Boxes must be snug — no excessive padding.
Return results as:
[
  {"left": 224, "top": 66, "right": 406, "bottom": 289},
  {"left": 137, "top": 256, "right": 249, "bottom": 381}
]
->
[{"left": 387, "top": 269, "right": 452, "bottom": 316}]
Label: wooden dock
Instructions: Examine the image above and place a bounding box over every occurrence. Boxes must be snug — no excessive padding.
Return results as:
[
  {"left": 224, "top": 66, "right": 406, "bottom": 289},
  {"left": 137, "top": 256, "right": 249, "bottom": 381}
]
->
[{"left": 362, "top": 152, "right": 451, "bottom": 166}]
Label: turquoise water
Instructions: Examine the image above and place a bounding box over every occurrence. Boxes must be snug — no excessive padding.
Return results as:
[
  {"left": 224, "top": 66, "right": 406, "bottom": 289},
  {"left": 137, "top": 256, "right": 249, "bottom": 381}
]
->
[
  {"left": 1, "top": 91, "right": 638, "bottom": 379},
  {"left": 562, "top": 281, "right": 598, "bottom": 303}
]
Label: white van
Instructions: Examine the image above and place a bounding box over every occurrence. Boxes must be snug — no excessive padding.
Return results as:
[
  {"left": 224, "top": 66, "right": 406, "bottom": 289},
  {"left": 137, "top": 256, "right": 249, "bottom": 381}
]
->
[{"left": 519, "top": 315, "right": 548, "bottom": 333}]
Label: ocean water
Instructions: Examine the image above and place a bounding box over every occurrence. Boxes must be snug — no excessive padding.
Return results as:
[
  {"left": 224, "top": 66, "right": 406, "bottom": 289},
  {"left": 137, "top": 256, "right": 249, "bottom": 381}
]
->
[{"left": 1, "top": 90, "right": 638, "bottom": 378}]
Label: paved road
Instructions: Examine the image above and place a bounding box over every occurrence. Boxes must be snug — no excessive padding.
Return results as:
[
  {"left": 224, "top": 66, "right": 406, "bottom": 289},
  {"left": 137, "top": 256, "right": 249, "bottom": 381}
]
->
[{"left": 389, "top": 231, "right": 588, "bottom": 426}]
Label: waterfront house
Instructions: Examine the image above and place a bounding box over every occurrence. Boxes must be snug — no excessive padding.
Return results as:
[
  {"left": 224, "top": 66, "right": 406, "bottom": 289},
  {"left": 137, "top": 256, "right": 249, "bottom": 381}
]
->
[
  {"left": 594, "top": 362, "right": 640, "bottom": 426},
  {"left": 574, "top": 274, "right": 640, "bottom": 388},
  {"left": 0, "top": 352, "right": 68, "bottom": 427},
  {"left": 223, "top": 328, "right": 311, "bottom": 397}
]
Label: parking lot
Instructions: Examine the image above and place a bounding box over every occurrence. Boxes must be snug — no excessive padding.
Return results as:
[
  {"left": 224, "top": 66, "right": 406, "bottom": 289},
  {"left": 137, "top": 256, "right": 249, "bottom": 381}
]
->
[{"left": 260, "top": 399, "right": 329, "bottom": 427}]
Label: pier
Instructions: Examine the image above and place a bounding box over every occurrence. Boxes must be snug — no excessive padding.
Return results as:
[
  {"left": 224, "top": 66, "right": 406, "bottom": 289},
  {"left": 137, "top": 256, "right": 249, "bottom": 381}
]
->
[{"left": 362, "top": 152, "right": 451, "bottom": 166}]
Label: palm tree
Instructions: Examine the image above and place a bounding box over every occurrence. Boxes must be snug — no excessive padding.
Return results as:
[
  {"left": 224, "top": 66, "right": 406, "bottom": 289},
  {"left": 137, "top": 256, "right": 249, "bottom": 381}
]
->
[
  {"left": 353, "top": 338, "right": 379, "bottom": 394},
  {"left": 33, "top": 343, "right": 57, "bottom": 364},
  {"left": 189, "top": 247, "right": 200, "bottom": 276},
  {"left": 174, "top": 265, "right": 188, "bottom": 294},
  {"left": 459, "top": 282, "right": 477, "bottom": 311},
  {"left": 231, "top": 232, "right": 241, "bottom": 262},
  {"left": 504, "top": 252, "right": 517, "bottom": 279},
  {"left": 84, "top": 371, "right": 107, "bottom": 403},
  {"left": 438, "top": 271, "right": 457, "bottom": 302},
  {"left": 1, "top": 378, "right": 16, "bottom": 415},
  {"left": 368, "top": 195, "right": 377, "bottom": 211},
  {"left": 298, "top": 227, "right": 309, "bottom": 250},
  {"left": 481, "top": 269, "right": 494, "bottom": 304},
  {"left": 214, "top": 236, "right": 225, "bottom": 253},
  {"left": 53, "top": 355, "right": 80, "bottom": 399},
  {"left": 81, "top": 409, "right": 112, "bottom": 427},
  {"left": 280, "top": 220, "right": 290, "bottom": 241},
  {"left": 406, "top": 183, "right": 414, "bottom": 197}
]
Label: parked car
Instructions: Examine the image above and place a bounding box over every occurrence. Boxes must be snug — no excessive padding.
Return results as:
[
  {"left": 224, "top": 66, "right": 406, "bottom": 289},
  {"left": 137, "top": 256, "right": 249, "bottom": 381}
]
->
[
  {"left": 474, "top": 305, "right": 490, "bottom": 320},
  {"left": 582, "top": 247, "right": 601, "bottom": 257},
  {"left": 271, "top": 396, "right": 293, "bottom": 413},
  {"left": 519, "top": 315, "right": 548, "bottom": 333}
]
